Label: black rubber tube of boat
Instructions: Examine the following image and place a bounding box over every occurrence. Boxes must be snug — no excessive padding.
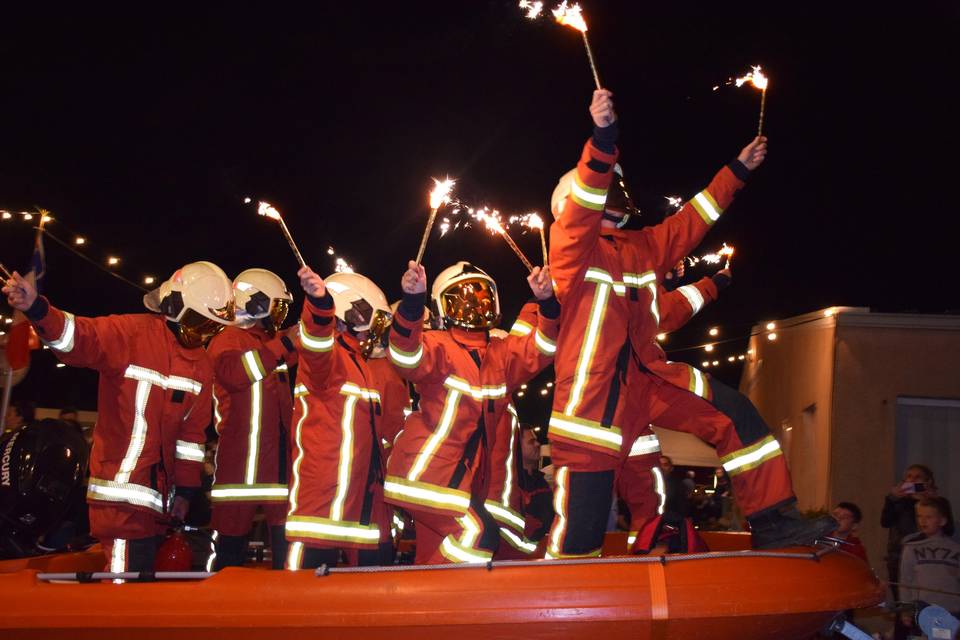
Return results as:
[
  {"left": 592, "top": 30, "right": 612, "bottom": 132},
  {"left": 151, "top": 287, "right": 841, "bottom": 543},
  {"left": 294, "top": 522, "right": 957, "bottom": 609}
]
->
[{"left": 37, "top": 571, "right": 214, "bottom": 581}]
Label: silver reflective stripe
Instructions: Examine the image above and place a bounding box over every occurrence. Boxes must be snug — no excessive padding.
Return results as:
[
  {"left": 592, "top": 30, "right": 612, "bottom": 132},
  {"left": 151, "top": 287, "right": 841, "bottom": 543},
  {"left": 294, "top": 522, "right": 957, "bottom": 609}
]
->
[
  {"left": 565, "top": 281, "right": 610, "bottom": 415},
  {"left": 694, "top": 192, "right": 720, "bottom": 222},
  {"left": 299, "top": 321, "right": 334, "bottom": 352},
  {"left": 330, "top": 395, "right": 358, "bottom": 521},
  {"left": 652, "top": 466, "right": 666, "bottom": 515},
  {"left": 691, "top": 367, "right": 707, "bottom": 398},
  {"left": 500, "top": 527, "right": 537, "bottom": 553},
  {"left": 548, "top": 467, "right": 570, "bottom": 558},
  {"left": 648, "top": 283, "right": 660, "bottom": 326},
  {"left": 408, "top": 388, "right": 461, "bottom": 481},
  {"left": 384, "top": 479, "right": 471, "bottom": 511},
  {"left": 486, "top": 502, "right": 525, "bottom": 531},
  {"left": 500, "top": 409, "right": 518, "bottom": 506},
  {"left": 628, "top": 434, "right": 661, "bottom": 457},
  {"left": 677, "top": 285, "right": 705, "bottom": 315},
  {"left": 211, "top": 486, "right": 289, "bottom": 499},
  {"left": 242, "top": 350, "right": 266, "bottom": 382},
  {"left": 244, "top": 381, "right": 263, "bottom": 484},
  {"left": 570, "top": 176, "right": 607, "bottom": 206},
  {"left": 440, "top": 537, "right": 491, "bottom": 564},
  {"left": 549, "top": 414, "right": 622, "bottom": 448},
  {"left": 510, "top": 320, "right": 533, "bottom": 336},
  {"left": 124, "top": 365, "right": 202, "bottom": 394},
  {"left": 341, "top": 382, "right": 382, "bottom": 402},
  {"left": 46, "top": 311, "right": 76, "bottom": 353},
  {"left": 287, "top": 395, "right": 309, "bottom": 514},
  {"left": 116, "top": 376, "right": 152, "bottom": 484},
  {"left": 443, "top": 376, "right": 506, "bottom": 399},
  {"left": 176, "top": 440, "right": 205, "bottom": 462},
  {"left": 722, "top": 439, "right": 782, "bottom": 474},
  {"left": 287, "top": 541, "right": 304, "bottom": 571},
  {"left": 284, "top": 519, "right": 380, "bottom": 542},
  {"left": 388, "top": 343, "right": 423, "bottom": 367},
  {"left": 534, "top": 329, "right": 557, "bottom": 355},
  {"left": 87, "top": 479, "right": 164, "bottom": 511}
]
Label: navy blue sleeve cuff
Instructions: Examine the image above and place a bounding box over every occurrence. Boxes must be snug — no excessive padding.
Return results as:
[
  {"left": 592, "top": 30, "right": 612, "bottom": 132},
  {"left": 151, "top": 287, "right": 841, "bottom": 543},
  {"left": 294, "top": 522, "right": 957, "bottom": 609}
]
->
[
  {"left": 174, "top": 486, "right": 199, "bottom": 500},
  {"left": 727, "top": 159, "right": 751, "bottom": 182},
  {"left": 24, "top": 296, "right": 50, "bottom": 322},
  {"left": 399, "top": 292, "right": 426, "bottom": 322},
  {"left": 307, "top": 291, "right": 334, "bottom": 310},
  {"left": 537, "top": 295, "right": 561, "bottom": 320},
  {"left": 712, "top": 273, "right": 732, "bottom": 291},
  {"left": 591, "top": 121, "right": 619, "bottom": 154}
]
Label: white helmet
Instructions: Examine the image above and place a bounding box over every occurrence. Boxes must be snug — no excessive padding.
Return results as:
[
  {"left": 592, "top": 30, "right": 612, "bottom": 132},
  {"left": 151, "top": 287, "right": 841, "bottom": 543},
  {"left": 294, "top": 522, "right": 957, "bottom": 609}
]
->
[
  {"left": 325, "top": 272, "right": 392, "bottom": 358},
  {"left": 431, "top": 261, "right": 501, "bottom": 331},
  {"left": 550, "top": 163, "right": 635, "bottom": 227},
  {"left": 233, "top": 268, "right": 293, "bottom": 332},
  {"left": 143, "top": 261, "right": 235, "bottom": 348}
]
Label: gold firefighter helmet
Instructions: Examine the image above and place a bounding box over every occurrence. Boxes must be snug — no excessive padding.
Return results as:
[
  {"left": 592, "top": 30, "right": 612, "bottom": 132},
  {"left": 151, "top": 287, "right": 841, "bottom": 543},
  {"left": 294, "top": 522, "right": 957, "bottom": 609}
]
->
[{"left": 431, "top": 261, "right": 501, "bottom": 331}]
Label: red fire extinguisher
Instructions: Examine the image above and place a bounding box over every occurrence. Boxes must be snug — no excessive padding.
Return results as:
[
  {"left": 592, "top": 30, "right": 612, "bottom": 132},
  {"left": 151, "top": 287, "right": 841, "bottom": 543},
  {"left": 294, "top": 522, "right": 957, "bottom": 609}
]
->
[{"left": 155, "top": 527, "right": 193, "bottom": 571}]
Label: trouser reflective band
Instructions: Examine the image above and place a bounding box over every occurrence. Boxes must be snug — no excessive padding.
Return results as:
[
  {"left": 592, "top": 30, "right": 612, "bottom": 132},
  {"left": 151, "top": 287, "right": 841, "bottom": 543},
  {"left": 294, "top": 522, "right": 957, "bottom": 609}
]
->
[{"left": 720, "top": 435, "right": 782, "bottom": 475}]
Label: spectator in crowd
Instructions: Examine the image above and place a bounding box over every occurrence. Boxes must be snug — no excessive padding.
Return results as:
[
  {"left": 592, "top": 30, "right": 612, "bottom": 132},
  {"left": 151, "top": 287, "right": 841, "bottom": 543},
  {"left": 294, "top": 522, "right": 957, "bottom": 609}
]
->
[
  {"left": 896, "top": 496, "right": 959, "bottom": 638},
  {"left": 831, "top": 501, "right": 868, "bottom": 563},
  {"left": 3, "top": 399, "right": 35, "bottom": 436},
  {"left": 519, "top": 424, "right": 554, "bottom": 544},
  {"left": 882, "top": 464, "right": 939, "bottom": 599},
  {"left": 659, "top": 455, "right": 691, "bottom": 518},
  {"left": 58, "top": 406, "right": 85, "bottom": 439}
]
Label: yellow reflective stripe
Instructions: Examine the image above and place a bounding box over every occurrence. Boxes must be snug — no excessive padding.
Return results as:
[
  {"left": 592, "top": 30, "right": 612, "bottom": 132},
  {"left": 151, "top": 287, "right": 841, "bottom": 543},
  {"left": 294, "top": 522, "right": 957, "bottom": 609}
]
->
[
  {"left": 534, "top": 329, "right": 557, "bottom": 355},
  {"left": 692, "top": 190, "right": 722, "bottom": 224},
  {"left": 210, "top": 484, "right": 289, "bottom": 501},
  {"left": 340, "top": 382, "right": 382, "bottom": 403},
  {"left": 241, "top": 349, "right": 267, "bottom": 383},
  {"left": 485, "top": 500, "right": 525, "bottom": 532},
  {"left": 388, "top": 343, "right": 423, "bottom": 368},
  {"left": 510, "top": 319, "right": 533, "bottom": 337},
  {"left": 286, "top": 541, "right": 304, "bottom": 571},
  {"left": 175, "top": 440, "right": 205, "bottom": 462},
  {"left": 384, "top": 476, "right": 471, "bottom": 512},
  {"left": 721, "top": 435, "right": 782, "bottom": 474},
  {"left": 584, "top": 268, "right": 626, "bottom": 296},
  {"left": 440, "top": 536, "right": 493, "bottom": 564},
  {"left": 444, "top": 376, "right": 507, "bottom": 400},
  {"left": 115, "top": 374, "right": 152, "bottom": 484},
  {"left": 547, "top": 466, "right": 570, "bottom": 558},
  {"left": 330, "top": 395, "right": 358, "bottom": 521},
  {"left": 124, "top": 365, "right": 202, "bottom": 394},
  {"left": 287, "top": 395, "right": 309, "bottom": 514},
  {"left": 689, "top": 367, "right": 707, "bottom": 398},
  {"left": 45, "top": 311, "right": 76, "bottom": 353},
  {"left": 299, "top": 321, "right": 334, "bottom": 352},
  {"left": 623, "top": 271, "right": 656, "bottom": 288},
  {"left": 244, "top": 381, "right": 263, "bottom": 484},
  {"left": 549, "top": 413, "right": 622, "bottom": 451},
  {"left": 457, "top": 511, "right": 482, "bottom": 547},
  {"left": 285, "top": 516, "right": 380, "bottom": 545},
  {"left": 87, "top": 478, "right": 164, "bottom": 511},
  {"left": 652, "top": 466, "right": 666, "bottom": 515},
  {"left": 570, "top": 173, "right": 607, "bottom": 211},
  {"left": 677, "top": 284, "right": 705, "bottom": 315},
  {"left": 648, "top": 283, "right": 660, "bottom": 327},
  {"left": 628, "top": 434, "right": 661, "bottom": 457},
  {"left": 501, "top": 409, "right": 518, "bottom": 506},
  {"left": 499, "top": 527, "right": 538, "bottom": 554},
  {"left": 564, "top": 281, "right": 610, "bottom": 415},
  {"left": 408, "top": 388, "right": 461, "bottom": 481}
]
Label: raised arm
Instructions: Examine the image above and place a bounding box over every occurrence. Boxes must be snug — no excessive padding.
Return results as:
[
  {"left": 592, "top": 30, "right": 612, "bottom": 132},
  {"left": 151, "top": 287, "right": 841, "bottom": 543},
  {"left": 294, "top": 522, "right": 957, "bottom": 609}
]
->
[
  {"left": 548, "top": 90, "right": 620, "bottom": 300},
  {"left": 388, "top": 261, "right": 446, "bottom": 385},
  {"left": 502, "top": 266, "right": 560, "bottom": 388},
  {"left": 658, "top": 270, "right": 731, "bottom": 334},
  {"left": 295, "top": 265, "right": 337, "bottom": 380},
  {"left": 640, "top": 138, "right": 767, "bottom": 276},
  {"left": 209, "top": 326, "right": 298, "bottom": 393}
]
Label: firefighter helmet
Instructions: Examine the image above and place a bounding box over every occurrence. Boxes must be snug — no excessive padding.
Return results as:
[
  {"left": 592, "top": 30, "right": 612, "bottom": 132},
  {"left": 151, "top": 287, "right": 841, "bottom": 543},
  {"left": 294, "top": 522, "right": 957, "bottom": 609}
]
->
[
  {"left": 143, "top": 261, "right": 235, "bottom": 348},
  {"left": 550, "top": 163, "right": 639, "bottom": 227},
  {"left": 431, "top": 262, "right": 501, "bottom": 331},
  {"left": 233, "top": 268, "right": 293, "bottom": 335},
  {"left": 325, "top": 272, "right": 391, "bottom": 358}
]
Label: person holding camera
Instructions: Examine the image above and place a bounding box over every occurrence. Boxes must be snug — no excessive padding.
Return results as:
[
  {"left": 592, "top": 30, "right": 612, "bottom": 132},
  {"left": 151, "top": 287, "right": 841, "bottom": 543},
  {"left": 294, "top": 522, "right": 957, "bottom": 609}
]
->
[{"left": 882, "top": 463, "right": 938, "bottom": 600}]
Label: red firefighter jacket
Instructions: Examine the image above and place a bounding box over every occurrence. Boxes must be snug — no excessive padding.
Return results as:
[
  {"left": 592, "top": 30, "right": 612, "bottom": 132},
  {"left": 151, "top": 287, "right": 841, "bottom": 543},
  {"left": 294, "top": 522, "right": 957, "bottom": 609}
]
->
[
  {"left": 286, "top": 294, "right": 384, "bottom": 550},
  {"left": 366, "top": 355, "right": 410, "bottom": 459},
  {"left": 549, "top": 136, "right": 746, "bottom": 460},
  {"left": 384, "top": 292, "right": 559, "bottom": 526},
  {"left": 207, "top": 325, "right": 296, "bottom": 506},
  {"left": 26, "top": 298, "right": 210, "bottom": 519}
]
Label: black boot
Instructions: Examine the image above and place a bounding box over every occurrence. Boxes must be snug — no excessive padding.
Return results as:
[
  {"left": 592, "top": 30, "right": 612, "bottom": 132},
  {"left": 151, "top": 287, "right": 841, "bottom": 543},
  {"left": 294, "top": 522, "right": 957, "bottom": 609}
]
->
[
  {"left": 748, "top": 502, "right": 837, "bottom": 549},
  {"left": 215, "top": 535, "right": 248, "bottom": 569}
]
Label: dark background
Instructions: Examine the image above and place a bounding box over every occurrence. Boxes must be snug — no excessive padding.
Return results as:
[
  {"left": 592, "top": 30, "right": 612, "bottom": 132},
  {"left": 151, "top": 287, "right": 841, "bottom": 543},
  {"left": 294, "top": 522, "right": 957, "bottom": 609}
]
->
[{"left": 2, "top": 2, "right": 958, "bottom": 422}]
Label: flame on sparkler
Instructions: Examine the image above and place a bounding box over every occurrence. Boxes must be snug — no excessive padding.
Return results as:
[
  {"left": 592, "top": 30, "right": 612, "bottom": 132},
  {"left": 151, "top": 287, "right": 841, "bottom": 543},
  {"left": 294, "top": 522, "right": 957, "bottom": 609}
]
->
[
  {"left": 257, "top": 201, "right": 282, "bottom": 221},
  {"left": 335, "top": 257, "right": 354, "bottom": 273},
  {"left": 735, "top": 65, "right": 768, "bottom": 91},
  {"left": 518, "top": 0, "right": 544, "bottom": 19},
  {"left": 477, "top": 210, "right": 506, "bottom": 235},
  {"left": 665, "top": 196, "right": 683, "bottom": 210},
  {"left": 429, "top": 178, "right": 456, "bottom": 210},
  {"left": 526, "top": 213, "right": 545, "bottom": 230},
  {"left": 439, "top": 217, "right": 451, "bottom": 237},
  {"left": 552, "top": 1, "right": 587, "bottom": 32},
  {"left": 687, "top": 243, "right": 736, "bottom": 267},
  {"left": 718, "top": 243, "right": 735, "bottom": 260}
]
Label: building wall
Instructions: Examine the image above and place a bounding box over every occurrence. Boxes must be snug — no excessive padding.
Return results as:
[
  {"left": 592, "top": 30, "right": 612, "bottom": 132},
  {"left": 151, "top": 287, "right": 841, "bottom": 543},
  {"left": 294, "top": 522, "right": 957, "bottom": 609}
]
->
[
  {"left": 832, "top": 319, "right": 960, "bottom": 575},
  {"left": 740, "top": 315, "right": 837, "bottom": 512}
]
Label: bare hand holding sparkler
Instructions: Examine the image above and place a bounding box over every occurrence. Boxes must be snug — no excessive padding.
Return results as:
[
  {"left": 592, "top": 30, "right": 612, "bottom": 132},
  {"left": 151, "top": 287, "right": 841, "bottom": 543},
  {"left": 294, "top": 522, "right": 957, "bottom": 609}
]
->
[
  {"left": 589, "top": 89, "right": 616, "bottom": 128},
  {"left": 298, "top": 266, "right": 326, "bottom": 299},
  {"left": 402, "top": 261, "right": 427, "bottom": 295},
  {"left": 2, "top": 271, "right": 37, "bottom": 311},
  {"left": 737, "top": 137, "right": 768, "bottom": 171},
  {"left": 527, "top": 265, "right": 554, "bottom": 300}
]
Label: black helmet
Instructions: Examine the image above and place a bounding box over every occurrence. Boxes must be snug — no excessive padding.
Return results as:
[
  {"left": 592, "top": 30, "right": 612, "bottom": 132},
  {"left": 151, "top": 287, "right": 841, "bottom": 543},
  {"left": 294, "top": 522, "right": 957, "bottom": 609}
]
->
[{"left": 0, "top": 419, "right": 88, "bottom": 557}]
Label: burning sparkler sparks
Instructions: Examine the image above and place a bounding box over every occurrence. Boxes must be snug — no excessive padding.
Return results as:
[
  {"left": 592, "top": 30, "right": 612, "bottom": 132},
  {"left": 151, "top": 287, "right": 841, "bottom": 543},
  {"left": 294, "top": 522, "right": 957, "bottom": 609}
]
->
[
  {"left": 335, "top": 257, "right": 354, "bottom": 273},
  {"left": 665, "top": 195, "right": 683, "bottom": 210},
  {"left": 551, "top": 2, "right": 601, "bottom": 89},
  {"left": 687, "top": 243, "right": 735, "bottom": 269},
  {"left": 256, "top": 200, "right": 306, "bottom": 268},
  {"left": 476, "top": 211, "right": 535, "bottom": 272},
  {"left": 526, "top": 213, "right": 548, "bottom": 265},
  {"left": 415, "top": 177, "right": 456, "bottom": 265},
  {"left": 735, "top": 65, "right": 769, "bottom": 136},
  {"left": 518, "top": 0, "right": 544, "bottom": 19}
]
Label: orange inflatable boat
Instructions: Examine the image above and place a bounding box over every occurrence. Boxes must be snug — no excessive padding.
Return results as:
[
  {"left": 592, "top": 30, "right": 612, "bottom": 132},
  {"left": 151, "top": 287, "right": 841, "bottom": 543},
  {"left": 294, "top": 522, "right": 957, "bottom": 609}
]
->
[{"left": 0, "top": 532, "right": 882, "bottom": 640}]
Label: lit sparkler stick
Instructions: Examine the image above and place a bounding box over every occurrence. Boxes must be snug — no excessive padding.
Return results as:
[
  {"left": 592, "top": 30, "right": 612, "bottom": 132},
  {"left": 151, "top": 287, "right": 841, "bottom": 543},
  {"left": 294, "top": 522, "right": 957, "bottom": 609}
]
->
[
  {"left": 552, "top": 2, "right": 602, "bottom": 90},
  {"left": 688, "top": 244, "right": 736, "bottom": 269},
  {"left": 0, "top": 262, "right": 13, "bottom": 280},
  {"left": 718, "top": 243, "right": 735, "bottom": 269},
  {"left": 257, "top": 201, "right": 306, "bottom": 269},
  {"left": 526, "top": 213, "right": 548, "bottom": 265},
  {"left": 735, "top": 65, "right": 769, "bottom": 136},
  {"left": 477, "top": 212, "right": 535, "bottom": 272},
  {"left": 415, "top": 177, "right": 455, "bottom": 266}
]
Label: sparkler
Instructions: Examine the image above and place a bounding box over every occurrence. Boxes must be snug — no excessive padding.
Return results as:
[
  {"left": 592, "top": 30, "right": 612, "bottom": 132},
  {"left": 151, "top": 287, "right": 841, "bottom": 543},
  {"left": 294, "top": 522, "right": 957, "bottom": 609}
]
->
[
  {"left": 477, "top": 212, "right": 535, "bottom": 272},
  {"left": 552, "top": 2, "right": 601, "bottom": 90},
  {"left": 0, "top": 263, "right": 13, "bottom": 280},
  {"left": 415, "top": 177, "right": 455, "bottom": 265},
  {"left": 687, "top": 243, "right": 735, "bottom": 269},
  {"left": 665, "top": 195, "right": 683, "bottom": 210},
  {"left": 527, "top": 213, "right": 548, "bottom": 265},
  {"left": 334, "top": 257, "right": 354, "bottom": 273},
  {"left": 257, "top": 201, "right": 306, "bottom": 268},
  {"left": 518, "top": 0, "right": 544, "bottom": 19},
  {"left": 735, "top": 66, "right": 769, "bottom": 136}
]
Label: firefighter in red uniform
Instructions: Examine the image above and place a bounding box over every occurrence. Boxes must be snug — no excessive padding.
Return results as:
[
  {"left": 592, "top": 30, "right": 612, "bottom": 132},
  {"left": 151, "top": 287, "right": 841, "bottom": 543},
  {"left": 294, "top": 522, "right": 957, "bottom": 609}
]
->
[
  {"left": 285, "top": 268, "right": 394, "bottom": 569},
  {"left": 207, "top": 268, "right": 297, "bottom": 570},
  {"left": 3, "top": 262, "right": 234, "bottom": 572},
  {"left": 546, "top": 89, "right": 834, "bottom": 558},
  {"left": 384, "top": 260, "right": 558, "bottom": 564}
]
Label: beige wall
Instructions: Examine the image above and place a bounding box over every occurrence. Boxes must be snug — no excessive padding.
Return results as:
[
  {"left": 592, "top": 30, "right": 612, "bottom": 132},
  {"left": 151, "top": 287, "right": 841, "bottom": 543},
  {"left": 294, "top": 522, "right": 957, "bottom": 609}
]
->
[
  {"left": 831, "top": 320, "right": 960, "bottom": 574},
  {"left": 740, "top": 314, "right": 837, "bottom": 512}
]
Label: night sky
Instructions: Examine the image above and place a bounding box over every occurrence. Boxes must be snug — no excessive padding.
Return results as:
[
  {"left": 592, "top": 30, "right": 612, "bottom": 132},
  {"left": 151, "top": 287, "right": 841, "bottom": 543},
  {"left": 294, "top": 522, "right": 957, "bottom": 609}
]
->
[{"left": 2, "top": 2, "right": 957, "bottom": 419}]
